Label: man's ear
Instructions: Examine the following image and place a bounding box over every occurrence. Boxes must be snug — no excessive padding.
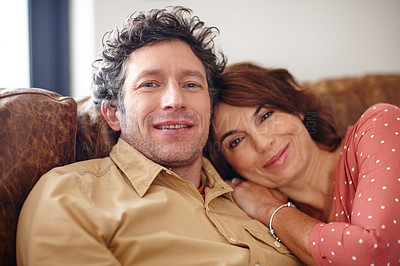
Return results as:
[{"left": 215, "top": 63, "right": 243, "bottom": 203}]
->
[{"left": 101, "top": 100, "right": 122, "bottom": 131}]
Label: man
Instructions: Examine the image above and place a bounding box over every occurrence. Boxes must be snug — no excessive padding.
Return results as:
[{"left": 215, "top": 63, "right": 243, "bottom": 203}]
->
[{"left": 17, "top": 6, "right": 300, "bottom": 265}]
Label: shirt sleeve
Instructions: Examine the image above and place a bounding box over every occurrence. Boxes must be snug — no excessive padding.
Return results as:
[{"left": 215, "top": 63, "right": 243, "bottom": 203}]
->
[
  {"left": 309, "top": 103, "right": 400, "bottom": 265},
  {"left": 16, "top": 169, "right": 121, "bottom": 266}
]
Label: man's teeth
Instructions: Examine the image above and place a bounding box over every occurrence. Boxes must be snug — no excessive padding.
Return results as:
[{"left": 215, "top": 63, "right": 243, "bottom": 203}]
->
[{"left": 156, "top": 125, "right": 189, "bottom": 129}]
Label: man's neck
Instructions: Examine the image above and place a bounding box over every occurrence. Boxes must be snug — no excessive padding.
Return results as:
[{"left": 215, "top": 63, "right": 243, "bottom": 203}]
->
[{"left": 168, "top": 156, "right": 203, "bottom": 188}]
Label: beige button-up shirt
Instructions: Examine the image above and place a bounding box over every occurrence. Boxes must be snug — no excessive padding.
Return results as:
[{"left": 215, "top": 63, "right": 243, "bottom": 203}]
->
[{"left": 17, "top": 139, "right": 300, "bottom": 265}]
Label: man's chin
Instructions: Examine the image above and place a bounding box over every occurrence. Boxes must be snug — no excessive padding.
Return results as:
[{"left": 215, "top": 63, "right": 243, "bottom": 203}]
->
[
  {"left": 150, "top": 150, "right": 201, "bottom": 169},
  {"left": 129, "top": 138, "right": 205, "bottom": 168}
]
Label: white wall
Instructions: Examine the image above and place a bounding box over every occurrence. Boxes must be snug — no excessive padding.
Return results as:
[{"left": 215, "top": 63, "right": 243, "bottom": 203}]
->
[
  {"left": 0, "top": 0, "right": 30, "bottom": 88},
  {"left": 70, "top": 0, "right": 400, "bottom": 98}
]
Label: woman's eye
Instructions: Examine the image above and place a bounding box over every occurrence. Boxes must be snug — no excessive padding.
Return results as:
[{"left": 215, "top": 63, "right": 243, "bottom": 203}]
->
[
  {"left": 261, "top": 111, "right": 273, "bottom": 122},
  {"left": 229, "top": 137, "right": 243, "bottom": 149}
]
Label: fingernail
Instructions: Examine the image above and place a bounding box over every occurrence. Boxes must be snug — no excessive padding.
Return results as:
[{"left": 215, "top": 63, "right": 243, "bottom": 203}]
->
[{"left": 231, "top": 178, "right": 240, "bottom": 185}]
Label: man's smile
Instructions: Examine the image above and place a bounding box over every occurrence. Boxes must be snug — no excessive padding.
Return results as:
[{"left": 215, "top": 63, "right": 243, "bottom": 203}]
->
[{"left": 155, "top": 124, "right": 190, "bottom": 129}]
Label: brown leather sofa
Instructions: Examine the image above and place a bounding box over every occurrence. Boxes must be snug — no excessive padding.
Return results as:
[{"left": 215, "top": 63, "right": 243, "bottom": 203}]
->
[{"left": 1, "top": 74, "right": 400, "bottom": 265}]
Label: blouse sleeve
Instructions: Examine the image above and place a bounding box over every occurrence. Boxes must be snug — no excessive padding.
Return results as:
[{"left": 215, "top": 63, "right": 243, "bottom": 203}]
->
[{"left": 309, "top": 103, "right": 400, "bottom": 265}]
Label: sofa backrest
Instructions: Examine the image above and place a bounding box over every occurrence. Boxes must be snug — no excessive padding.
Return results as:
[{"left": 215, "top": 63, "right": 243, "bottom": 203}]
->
[
  {"left": 307, "top": 74, "right": 400, "bottom": 137},
  {"left": 0, "top": 88, "right": 77, "bottom": 266},
  {"left": 75, "top": 96, "right": 119, "bottom": 162}
]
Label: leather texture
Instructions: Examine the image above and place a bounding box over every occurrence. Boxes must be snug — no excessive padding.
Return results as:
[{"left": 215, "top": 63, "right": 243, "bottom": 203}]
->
[
  {"left": 75, "top": 96, "right": 119, "bottom": 162},
  {"left": 0, "top": 88, "right": 77, "bottom": 266},
  {"left": 307, "top": 74, "right": 400, "bottom": 137}
]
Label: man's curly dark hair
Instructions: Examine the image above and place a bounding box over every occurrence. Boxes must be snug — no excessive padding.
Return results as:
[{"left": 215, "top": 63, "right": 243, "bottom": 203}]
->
[{"left": 92, "top": 6, "right": 226, "bottom": 112}]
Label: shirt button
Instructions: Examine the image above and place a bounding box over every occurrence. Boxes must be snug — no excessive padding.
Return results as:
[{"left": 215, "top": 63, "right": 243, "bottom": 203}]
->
[
  {"left": 206, "top": 206, "right": 210, "bottom": 211},
  {"left": 274, "top": 241, "right": 281, "bottom": 247},
  {"left": 229, "top": 237, "right": 237, "bottom": 243},
  {"left": 165, "top": 170, "right": 172, "bottom": 175}
]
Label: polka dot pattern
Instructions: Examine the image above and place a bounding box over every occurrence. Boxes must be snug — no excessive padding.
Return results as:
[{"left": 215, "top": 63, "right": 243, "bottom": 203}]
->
[{"left": 309, "top": 104, "right": 400, "bottom": 265}]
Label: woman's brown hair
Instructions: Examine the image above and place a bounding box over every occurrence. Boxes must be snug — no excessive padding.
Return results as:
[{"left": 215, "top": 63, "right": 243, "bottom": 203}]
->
[{"left": 205, "top": 62, "right": 342, "bottom": 180}]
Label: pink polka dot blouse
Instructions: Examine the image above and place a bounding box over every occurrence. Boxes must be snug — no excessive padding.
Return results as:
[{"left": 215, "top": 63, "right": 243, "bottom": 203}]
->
[{"left": 309, "top": 103, "right": 400, "bottom": 265}]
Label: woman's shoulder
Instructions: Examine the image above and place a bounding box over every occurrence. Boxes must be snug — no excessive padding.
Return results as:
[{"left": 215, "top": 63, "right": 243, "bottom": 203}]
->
[
  {"left": 352, "top": 103, "right": 399, "bottom": 130},
  {"left": 362, "top": 103, "right": 399, "bottom": 118},
  {"left": 341, "top": 103, "right": 399, "bottom": 147}
]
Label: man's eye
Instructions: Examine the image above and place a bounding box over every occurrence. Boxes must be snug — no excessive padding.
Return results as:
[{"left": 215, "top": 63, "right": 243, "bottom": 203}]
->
[
  {"left": 261, "top": 111, "right": 273, "bottom": 122},
  {"left": 141, "top": 82, "right": 157, "bottom": 88},
  {"left": 185, "top": 83, "right": 201, "bottom": 89},
  {"left": 229, "top": 137, "right": 243, "bottom": 149}
]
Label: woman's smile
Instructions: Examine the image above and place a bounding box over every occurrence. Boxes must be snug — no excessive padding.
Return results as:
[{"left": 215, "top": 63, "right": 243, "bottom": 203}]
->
[
  {"left": 212, "top": 103, "right": 314, "bottom": 188},
  {"left": 263, "top": 144, "right": 289, "bottom": 168}
]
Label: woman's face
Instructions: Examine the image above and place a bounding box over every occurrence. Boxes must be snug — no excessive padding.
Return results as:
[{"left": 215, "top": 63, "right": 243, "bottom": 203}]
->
[{"left": 212, "top": 102, "right": 315, "bottom": 188}]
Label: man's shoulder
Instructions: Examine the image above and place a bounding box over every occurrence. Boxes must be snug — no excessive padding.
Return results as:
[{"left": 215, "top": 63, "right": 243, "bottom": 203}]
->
[
  {"left": 47, "top": 156, "right": 114, "bottom": 177},
  {"left": 23, "top": 156, "right": 122, "bottom": 213},
  {"left": 36, "top": 156, "right": 116, "bottom": 192}
]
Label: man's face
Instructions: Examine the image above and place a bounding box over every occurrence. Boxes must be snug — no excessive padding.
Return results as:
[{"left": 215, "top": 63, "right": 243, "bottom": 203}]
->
[{"left": 115, "top": 39, "right": 211, "bottom": 168}]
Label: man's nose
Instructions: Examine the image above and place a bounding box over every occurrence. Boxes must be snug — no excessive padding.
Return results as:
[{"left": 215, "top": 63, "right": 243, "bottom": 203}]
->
[{"left": 161, "top": 82, "right": 186, "bottom": 110}]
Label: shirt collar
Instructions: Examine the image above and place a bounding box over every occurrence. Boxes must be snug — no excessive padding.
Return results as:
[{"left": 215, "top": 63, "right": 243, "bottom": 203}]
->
[
  {"left": 201, "top": 157, "right": 234, "bottom": 201},
  {"left": 109, "top": 138, "right": 233, "bottom": 199},
  {"left": 109, "top": 138, "right": 163, "bottom": 197}
]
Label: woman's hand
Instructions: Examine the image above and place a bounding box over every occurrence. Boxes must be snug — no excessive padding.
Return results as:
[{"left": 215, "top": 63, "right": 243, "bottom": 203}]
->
[
  {"left": 227, "top": 178, "right": 319, "bottom": 265},
  {"left": 226, "top": 178, "right": 288, "bottom": 225}
]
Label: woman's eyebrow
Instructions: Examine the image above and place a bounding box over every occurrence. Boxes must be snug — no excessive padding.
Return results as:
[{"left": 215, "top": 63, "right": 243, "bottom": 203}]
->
[
  {"left": 220, "top": 130, "right": 237, "bottom": 145},
  {"left": 253, "top": 105, "right": 263, "bottom": 118}
]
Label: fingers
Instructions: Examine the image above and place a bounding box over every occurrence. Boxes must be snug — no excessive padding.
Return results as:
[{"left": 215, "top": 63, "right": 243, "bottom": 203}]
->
[
  {"left": 231, "top": 177, "right": 243, "bottom": 185},
  {"left": 225, "top": 180, "right": 235, "bottom": 189},
  {"left": 226, "top": 177, "right": 243, "bottom": 189}
]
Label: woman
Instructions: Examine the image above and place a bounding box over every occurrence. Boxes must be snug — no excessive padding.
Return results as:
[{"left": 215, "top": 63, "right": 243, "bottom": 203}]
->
[{"left": 207, "top": 62, "right": 400, "bottom": 265}]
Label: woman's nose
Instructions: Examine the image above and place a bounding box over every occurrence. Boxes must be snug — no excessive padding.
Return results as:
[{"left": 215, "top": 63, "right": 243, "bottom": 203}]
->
[{"left": 252, "top": 132, "right": 274, "bottom": 154}]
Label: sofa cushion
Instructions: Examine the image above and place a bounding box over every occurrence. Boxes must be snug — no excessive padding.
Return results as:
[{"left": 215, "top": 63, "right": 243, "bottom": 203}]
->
[
  {"left": 76, "top": 96, "right": 119, "bottom": 162},
  {"left": 0, "top": 88, "right": 77, "bottom": 266},
  {"left": 307, "top": 74, "right": 400, "bottom": 137}
]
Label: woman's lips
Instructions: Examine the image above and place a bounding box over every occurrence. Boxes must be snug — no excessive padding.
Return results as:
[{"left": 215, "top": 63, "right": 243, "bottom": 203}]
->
[{"left": 263, "top": 144, "right": 289, "bottom": 168}]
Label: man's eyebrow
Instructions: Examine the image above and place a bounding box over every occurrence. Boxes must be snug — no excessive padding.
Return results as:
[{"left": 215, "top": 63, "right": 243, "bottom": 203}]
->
[
  {"left": 180, "top": 69, "right": 207, "bottom": 80},
  {"left": 136, "top": 69, "right": 164, "bottom": 79},
  {"left": 135, "top": 69, "right": 206, "bottom": 80},
  {"left": 219, "top": 130, "right": 237, "bottom": 145}
]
